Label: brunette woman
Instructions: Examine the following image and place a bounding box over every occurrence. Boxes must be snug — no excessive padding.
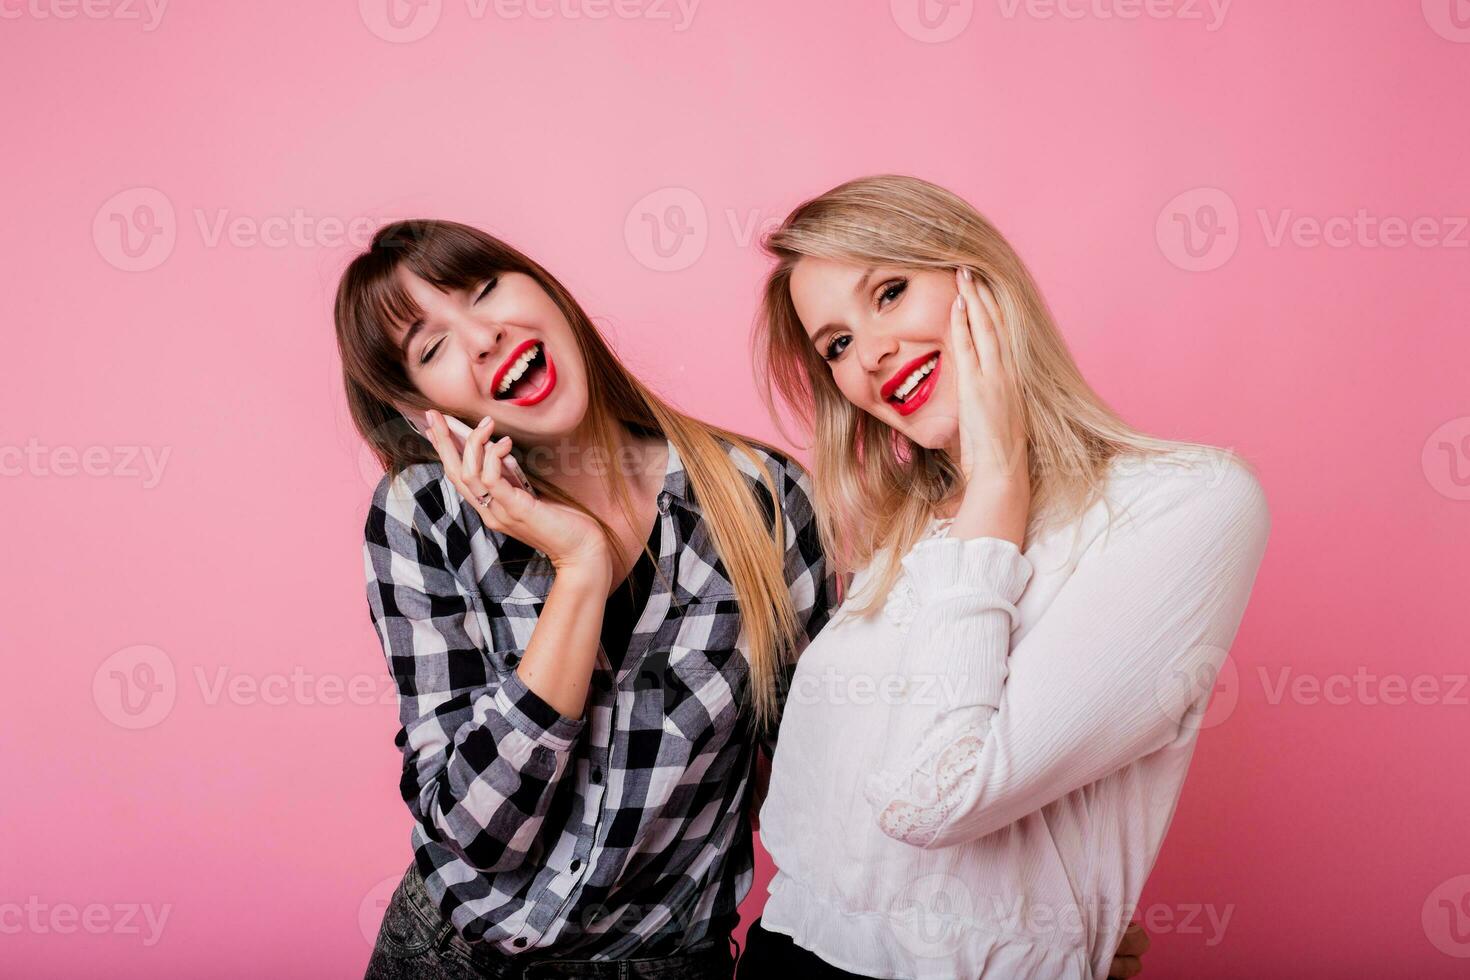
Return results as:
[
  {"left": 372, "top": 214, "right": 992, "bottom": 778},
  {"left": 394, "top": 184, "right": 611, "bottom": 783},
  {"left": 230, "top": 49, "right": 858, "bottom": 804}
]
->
[{"left": 339, "top": 219, "right": 832, "bottom": 978}]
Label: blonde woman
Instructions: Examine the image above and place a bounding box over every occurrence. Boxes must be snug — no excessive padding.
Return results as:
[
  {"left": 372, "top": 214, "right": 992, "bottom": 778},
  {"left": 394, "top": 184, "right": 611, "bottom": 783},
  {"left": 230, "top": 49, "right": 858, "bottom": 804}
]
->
[
  {"left": 339, "top": 219, "right": 834, "bottom": 978},
  {"left": 741, "top": 176, "right": 1270, "bottom": 979}
]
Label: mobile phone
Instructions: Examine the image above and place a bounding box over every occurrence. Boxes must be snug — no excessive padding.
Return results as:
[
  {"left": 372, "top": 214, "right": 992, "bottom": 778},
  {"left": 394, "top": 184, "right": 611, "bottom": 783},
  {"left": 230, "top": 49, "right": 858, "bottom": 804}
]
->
[{"left": 398, "top": 408, "right": 537, "bottom": 498}]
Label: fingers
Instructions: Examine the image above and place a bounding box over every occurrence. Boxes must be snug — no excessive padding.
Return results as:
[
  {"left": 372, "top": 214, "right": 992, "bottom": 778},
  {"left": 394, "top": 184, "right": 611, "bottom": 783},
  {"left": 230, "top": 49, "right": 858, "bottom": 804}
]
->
[
  {"left": 458, "top": 416, "right": 500, "bottom": 505},
  {"left": 957, "top": 267, "right": 1003, "bottom": 376},
  {"left": 1107, "top": 955, "right": 1143, "bottom": 979},
  {"left": 482, "top": 438, "right": 534, "bottom": 519},
  {"left": 1107, "top": 921, "right": 1149, "bottom": 979},
  {"left": 424, "top": 410, "right": 464, "bottom": 474},
  {"left": 1117, "top": 921, "right": 1151, "bottom": 958},
  {"left": 422, "top": 412, "right": 533, "bottom": 534},
  {"left": 482, "top": 437, "right": 516, "bottom": 495},
  {"left": 949, "top": 284, "right": 979, "bottom": 383},
  {"left": 460, "top": 415, "right": 492, "bottom": 483}
]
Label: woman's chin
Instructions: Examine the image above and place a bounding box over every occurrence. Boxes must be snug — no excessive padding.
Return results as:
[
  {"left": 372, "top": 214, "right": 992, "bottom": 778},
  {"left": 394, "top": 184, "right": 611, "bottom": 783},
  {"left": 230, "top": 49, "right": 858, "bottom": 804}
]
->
[
  {"left": 899, "top": 414, "right": 959, "bottom": 452},
  {"left": 505, "top": 399, "right": 588, "bottom": 449}
]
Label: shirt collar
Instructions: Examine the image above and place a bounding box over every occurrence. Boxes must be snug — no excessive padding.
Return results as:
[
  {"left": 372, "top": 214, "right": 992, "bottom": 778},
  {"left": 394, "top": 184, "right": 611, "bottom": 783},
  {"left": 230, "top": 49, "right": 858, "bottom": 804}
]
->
[{"left": 659, "top": 435, "right": 693, "bottom": 510}]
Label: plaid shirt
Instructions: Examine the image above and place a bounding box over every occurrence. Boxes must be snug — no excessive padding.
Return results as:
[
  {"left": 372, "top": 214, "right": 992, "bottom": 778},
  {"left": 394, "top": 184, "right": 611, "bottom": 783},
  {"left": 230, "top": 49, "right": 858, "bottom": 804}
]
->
[{"left": 362, "top": 434, "right": 835, "bottom": 959}]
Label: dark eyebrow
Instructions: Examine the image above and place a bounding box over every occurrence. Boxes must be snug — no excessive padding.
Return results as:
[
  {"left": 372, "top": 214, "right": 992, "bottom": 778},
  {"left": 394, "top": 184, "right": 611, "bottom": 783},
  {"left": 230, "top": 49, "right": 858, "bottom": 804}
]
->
[
  {"left": 806, "top": 266, "right": 876, "bottom": 345},
  {"left": 399, "top": 279, "right": 493, "bottom": 361},
  {"left": 399, "top": 318, "right": 426, "bottom": 361}
]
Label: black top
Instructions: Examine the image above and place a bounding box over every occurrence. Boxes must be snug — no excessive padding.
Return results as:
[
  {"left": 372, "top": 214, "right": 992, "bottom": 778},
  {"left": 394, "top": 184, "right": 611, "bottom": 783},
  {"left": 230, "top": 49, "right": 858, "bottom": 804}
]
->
[{"left": 599, "top": 519, "right": 660, "bottom": 674}]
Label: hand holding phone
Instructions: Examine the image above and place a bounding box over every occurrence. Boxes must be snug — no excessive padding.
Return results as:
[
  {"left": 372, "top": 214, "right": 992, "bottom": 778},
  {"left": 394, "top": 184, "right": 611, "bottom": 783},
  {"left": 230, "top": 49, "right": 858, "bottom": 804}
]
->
[
  {"left": 399, "top": 407, "right": 608, "bottom": 576},
  {"left": 398, "top": 407, "right": 537, "bottom": 496}
]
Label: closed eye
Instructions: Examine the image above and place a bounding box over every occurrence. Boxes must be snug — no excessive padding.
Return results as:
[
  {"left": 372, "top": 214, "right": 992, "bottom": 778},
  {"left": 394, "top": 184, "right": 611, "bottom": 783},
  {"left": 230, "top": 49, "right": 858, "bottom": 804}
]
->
[{"left": 419, "top": 277, "right": 497, "bottom": 364}]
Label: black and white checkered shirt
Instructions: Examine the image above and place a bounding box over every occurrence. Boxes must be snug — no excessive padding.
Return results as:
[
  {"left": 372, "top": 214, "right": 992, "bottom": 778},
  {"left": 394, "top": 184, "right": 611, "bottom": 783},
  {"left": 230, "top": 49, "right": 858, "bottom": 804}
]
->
[{"left": 363, "top": 434, "right": 835, "bottom": 959}]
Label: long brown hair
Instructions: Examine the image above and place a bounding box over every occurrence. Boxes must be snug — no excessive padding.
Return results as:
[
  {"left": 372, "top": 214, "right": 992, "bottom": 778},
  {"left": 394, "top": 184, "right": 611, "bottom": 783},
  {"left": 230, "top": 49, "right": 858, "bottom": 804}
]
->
[
  {"left": 755, "top": 175, "right": 1254, "bottom": 617},
  {"left": 337, "top": 219, "right": 800, "bottom": 730}
]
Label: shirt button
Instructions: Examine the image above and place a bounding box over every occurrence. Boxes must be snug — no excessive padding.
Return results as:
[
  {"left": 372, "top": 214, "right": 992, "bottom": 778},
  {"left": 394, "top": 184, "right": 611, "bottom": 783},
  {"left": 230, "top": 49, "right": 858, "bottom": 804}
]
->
[
  {"left": 569, "top": 859, "right": 581, "bottom": 872},
  {"left": 504, "top": 653, "right": 520, "bottom": 668},
  {"left": 513, "top": 937, "right": 527, "bottom": 948},
  {"left": 591, "top": 768, "right": 603, "bottom": 784}
]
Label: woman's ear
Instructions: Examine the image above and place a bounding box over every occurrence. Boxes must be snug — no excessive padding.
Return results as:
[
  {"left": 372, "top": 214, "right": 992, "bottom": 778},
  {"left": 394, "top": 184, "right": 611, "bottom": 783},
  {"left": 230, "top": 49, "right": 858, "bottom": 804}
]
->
[{"left": 394, "top": 403, "right": 431, "bottom": 438}]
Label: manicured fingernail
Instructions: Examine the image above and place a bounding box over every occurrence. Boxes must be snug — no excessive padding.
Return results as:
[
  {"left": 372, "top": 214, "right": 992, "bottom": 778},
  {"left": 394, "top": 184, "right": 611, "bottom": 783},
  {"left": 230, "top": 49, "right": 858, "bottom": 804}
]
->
[
  {"left": 962, "top": 267, "right": 973, "bottom": 282},
  {"left": 477, "top": 416, "right": 491, "bottom": 429},
  {"left": 427, "top": 409, "right": 440, "bottom": 426},
  {"left": 954, "top": 294, "right": 965, "bottom": 311}
]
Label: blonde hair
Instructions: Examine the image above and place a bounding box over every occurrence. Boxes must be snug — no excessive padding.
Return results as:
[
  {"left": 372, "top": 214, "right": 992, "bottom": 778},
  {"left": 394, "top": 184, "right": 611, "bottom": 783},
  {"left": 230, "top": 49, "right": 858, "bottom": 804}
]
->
[
  {"left": 337, "top": 219, "right": 800, "bottom": 731},
  {"left": 754, "top": 174, "right": 1253, "bottom": 617}
]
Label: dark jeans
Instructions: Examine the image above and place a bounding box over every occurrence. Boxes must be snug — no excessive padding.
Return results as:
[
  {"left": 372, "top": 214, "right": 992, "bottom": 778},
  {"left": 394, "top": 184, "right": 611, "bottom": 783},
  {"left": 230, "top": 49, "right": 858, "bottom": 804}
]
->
[
  {"left": 365, "top": 860, "right": 737, "bottom": 979},
  {"left": 734, "top": 917, "right": 877, "bottom": 979},
  {"left": 738, "top": 916, "right": 1139, "bottom": 979}
]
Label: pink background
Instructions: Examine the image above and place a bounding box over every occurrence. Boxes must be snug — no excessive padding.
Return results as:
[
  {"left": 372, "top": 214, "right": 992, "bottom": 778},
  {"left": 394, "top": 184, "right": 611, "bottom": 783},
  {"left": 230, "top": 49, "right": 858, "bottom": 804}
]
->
[{"left": 3, "top": 1, "right": 1467, "bottom": 975}]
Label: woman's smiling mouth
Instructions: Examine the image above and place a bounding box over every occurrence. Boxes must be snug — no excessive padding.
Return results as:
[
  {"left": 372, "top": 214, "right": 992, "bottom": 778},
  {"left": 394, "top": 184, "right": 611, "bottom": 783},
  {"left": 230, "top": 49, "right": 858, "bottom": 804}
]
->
[
  {"left": 491, "top": 339, "right": 557, "bottom": 406},
  {"left": 881, "top": 351, "right": 940, "bottom": 417}
]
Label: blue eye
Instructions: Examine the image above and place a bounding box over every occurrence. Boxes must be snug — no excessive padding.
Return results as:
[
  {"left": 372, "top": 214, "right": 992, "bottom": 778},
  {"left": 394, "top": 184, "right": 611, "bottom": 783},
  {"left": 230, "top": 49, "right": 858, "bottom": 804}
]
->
[
  {"left": 823, "top": 335, "right": 851, "bottom": 361},
  {"left": 878, "top": 279, "right": 907, "bottom": 307}
]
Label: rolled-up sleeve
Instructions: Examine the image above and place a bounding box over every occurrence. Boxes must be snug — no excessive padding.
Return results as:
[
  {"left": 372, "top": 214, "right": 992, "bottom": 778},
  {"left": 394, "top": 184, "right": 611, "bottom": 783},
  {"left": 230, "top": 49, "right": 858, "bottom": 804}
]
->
[{"left": 364, "top": 466, "right": 583, "bottom": 873}]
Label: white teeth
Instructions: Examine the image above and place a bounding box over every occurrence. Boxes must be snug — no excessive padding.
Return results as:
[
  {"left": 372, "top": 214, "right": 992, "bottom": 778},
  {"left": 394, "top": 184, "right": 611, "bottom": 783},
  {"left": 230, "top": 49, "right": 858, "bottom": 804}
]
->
[
  {"left": 497, "top": 345, "right": 541, "bottom": 394},
  {"left": 892, "top": 355, "right": 939, "bottom": 401}
]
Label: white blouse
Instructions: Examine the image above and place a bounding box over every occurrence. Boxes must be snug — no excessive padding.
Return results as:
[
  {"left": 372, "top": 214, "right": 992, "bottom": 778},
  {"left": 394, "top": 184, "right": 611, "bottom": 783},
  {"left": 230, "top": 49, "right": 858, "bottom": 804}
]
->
[{"left": 757, "top": 449, "right": 1271, "bottom": 979}]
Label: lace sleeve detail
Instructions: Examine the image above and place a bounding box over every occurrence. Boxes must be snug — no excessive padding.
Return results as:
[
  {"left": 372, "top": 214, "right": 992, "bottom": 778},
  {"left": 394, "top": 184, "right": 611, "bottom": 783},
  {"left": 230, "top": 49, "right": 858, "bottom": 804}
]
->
[{"left": 862, "top": 709, "right": 994, "bottom": 847}]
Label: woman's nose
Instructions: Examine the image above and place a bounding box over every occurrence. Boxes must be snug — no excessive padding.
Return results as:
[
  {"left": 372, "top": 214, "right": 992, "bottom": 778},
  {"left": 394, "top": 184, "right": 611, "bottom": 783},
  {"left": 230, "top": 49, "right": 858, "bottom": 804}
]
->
[
  {"left": 465, "top": 319, "right": 507, "bottom": 363},
  {"left": 855, "top": 328, "right": 899, "bottom": 375}
]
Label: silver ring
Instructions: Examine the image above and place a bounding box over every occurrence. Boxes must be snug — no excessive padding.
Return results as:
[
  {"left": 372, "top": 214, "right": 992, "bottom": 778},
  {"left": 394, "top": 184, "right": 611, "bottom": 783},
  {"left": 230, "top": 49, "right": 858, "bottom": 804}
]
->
[{"left": 476, "top": 491, "right": 492, "bottom": 506}]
